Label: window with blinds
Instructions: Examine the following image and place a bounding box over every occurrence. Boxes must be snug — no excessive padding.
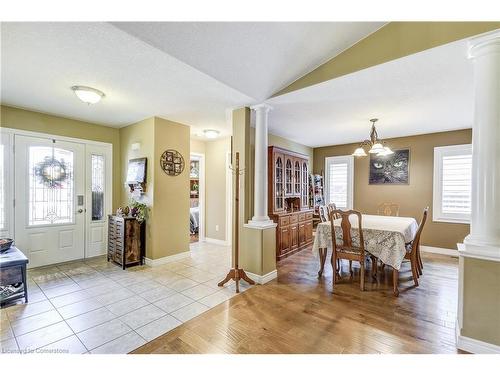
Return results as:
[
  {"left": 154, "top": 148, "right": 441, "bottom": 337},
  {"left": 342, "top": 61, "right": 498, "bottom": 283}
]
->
[
  {"left": 433, "top": 144, "right": 472, "bottom": 223},
  {"left": 325, "top": 155, "right": 353, "bottom": 210}
]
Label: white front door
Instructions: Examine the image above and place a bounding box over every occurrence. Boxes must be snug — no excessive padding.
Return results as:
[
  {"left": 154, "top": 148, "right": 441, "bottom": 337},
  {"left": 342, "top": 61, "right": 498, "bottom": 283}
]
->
[{"left": 14, "top": 135, "right": 85, "bottom": 268}]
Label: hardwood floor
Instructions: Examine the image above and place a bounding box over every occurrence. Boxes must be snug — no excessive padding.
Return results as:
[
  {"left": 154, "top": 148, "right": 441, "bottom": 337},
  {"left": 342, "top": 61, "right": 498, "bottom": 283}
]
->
[{"left": 132, "top": 248, "right": 463, "bottom": 354}]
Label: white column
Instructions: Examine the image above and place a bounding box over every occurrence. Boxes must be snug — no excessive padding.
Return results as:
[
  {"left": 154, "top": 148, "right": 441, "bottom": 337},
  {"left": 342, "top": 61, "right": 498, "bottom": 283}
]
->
[
  {"left": 461, "top": 30, "right": 500, "bottom": 260},
  {"left": 248, "top": 103, "right": 275, "bottom": 227}
]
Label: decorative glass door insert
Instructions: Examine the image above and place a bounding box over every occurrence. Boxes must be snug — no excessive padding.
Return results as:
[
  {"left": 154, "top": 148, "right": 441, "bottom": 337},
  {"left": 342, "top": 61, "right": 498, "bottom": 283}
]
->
[
  {"left": 29, "top": 145, "right": 74, "bottom": 226},
  {"left": 275, "top": 154, "right": 284, "bottom": 210}
]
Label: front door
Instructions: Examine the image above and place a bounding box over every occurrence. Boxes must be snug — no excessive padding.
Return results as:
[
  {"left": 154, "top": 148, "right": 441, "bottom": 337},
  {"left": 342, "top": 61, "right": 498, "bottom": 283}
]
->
[{"left": 14, "top": 135, "right": 85, "bottom": 268}]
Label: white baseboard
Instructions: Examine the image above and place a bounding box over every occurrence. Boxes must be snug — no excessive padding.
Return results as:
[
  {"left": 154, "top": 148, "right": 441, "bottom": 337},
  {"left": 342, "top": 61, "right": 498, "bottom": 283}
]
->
[
  {"left": 420, "top": 245, "right": 458, "bottom": 257},
  {"left": 144, "top": 251, "right": 190, "bottom": 267},
  {"left": 455, "top": 319, "right": 500, "bottom": 354},
  {"left": 247, "top": 270, "right": 277, "bottom": 285},
  {"left": 204, "top": 237, "right": 230, "bottom": 246}
]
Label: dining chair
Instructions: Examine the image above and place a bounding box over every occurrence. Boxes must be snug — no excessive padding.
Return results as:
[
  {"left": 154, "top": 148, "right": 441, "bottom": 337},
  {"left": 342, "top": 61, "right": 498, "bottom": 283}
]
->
[
  {"left": 318, "top": 205, "right": 328, "bottom": 223},
  {"left": 402, "top": 207, "right": 429, "bottom": 287},
  {"left": 329, "top": 209, "right": 373, "bottom": 291},
  {"left": 377, "top": 202, "right": 400, "bottom": 216},
  {"left": 326, "top": 203, "right": 340, "bottom": 219}
]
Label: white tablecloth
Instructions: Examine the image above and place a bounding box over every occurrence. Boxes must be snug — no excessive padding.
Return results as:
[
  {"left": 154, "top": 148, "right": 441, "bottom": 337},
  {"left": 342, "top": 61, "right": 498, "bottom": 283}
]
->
[{"left": 312, "top": 214, "right": 418, "bottom": 270}]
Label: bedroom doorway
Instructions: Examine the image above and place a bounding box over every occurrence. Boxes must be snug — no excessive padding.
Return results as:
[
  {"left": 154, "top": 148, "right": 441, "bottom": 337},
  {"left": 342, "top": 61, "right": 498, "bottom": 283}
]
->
[{"left": 189, "top": 153, "right": 204, "bottom": 244}]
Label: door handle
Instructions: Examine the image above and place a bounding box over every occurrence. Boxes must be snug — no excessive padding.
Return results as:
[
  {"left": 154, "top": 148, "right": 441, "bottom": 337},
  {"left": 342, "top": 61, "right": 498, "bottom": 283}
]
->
[{"left": 77, "top": 208, "right": 84, "bottom": 214}]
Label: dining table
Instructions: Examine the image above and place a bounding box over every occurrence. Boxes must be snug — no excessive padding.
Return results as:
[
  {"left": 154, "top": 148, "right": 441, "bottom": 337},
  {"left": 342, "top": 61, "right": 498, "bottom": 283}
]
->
[{"left": 312, "top": 214, "right": 418, "bottom": 294}]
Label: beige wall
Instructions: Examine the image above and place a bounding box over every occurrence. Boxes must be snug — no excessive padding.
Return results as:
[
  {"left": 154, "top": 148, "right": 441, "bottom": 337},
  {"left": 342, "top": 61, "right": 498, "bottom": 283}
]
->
[
  {"left": 0, "top": 105, "right": 121, "bottom": 210},
  {"left": 152, "top": 117, "right": 190, "bottom": 259},
  {"left": 119, "top": 117, "right": 155, "bottom": 257},
  {"left": 269, "top": 132, "right": 313, "bottom": 166},
  {"left": 462, "top": 257, "right": 500, "bottom": 346},
  {"left": 120, "top": 116, "right": 190, "bottom": 260},
  {"left": 314, "top": 129, "right": 472, "bottom": 250},
  {"left": 205, "top": 137, "right": 231, "bottom": 241},
  {"left": 190, "top": 138, "right": 206, "bottom": 154}
]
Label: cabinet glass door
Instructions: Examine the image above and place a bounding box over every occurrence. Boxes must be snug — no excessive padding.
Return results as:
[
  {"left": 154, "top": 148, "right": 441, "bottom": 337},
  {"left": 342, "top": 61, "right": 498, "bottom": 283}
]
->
[
  {"left": 294, "top": 160, "right": 301, "bottom": 195},
  {"left": 275, "top": 154, "right": 284, "bottom": 210},
  {"left": 285, "top": 157, "right": 293, "bottom": 195},
  {"left": 302, "top": 161, "right": 309, "bottom": 207}
]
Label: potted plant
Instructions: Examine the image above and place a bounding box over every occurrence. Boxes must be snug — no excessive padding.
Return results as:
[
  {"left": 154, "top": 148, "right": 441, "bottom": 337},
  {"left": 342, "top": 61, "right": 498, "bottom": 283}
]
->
[{"left": 128, "top": 199, "right": 149, "bottom": 223}]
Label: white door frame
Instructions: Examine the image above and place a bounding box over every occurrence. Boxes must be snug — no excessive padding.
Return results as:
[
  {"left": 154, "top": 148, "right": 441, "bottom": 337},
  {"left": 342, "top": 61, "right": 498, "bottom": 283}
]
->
[
  {"left": 0, "top": 127, "right": 113, "bottom": 265},
  {"left": 0, "top": 131, "right": 14, "bottom": 239},
  {"left": 190, "top": 152, "right": 205, "bottom": 242}
]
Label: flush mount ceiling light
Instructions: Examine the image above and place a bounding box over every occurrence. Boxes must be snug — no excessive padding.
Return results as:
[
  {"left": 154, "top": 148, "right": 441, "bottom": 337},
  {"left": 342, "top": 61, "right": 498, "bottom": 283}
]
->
[
  {"left": 203, "top": 129, "right": 220, "bottom": 139},
  {"left": 352, "top": 118, "right": 393, "bottom": 157},
  {"left": 71, "top": 85, "right": 105, "bottom": 105}
]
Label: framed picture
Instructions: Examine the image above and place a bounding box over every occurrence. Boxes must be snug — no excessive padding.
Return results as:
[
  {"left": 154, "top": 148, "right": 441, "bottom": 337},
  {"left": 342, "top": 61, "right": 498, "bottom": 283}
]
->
[
  {"left": 369, "top": 149, "right": 410, "bottom": 184},
  {"left": 126, "top": 157, "right": 147, "bottom": 183}
]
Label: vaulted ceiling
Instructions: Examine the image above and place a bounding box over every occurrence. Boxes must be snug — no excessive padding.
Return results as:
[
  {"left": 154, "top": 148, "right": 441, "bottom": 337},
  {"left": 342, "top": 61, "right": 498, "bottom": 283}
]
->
[{"left": 1, "top": 21, "right": 384, "bottom": 138}]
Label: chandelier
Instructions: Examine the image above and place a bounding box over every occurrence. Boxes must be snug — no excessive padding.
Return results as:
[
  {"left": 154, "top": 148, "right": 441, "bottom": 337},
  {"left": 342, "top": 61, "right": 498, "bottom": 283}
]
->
[{"left": 352, "top": 118, "right": 394, "bottom": 157}]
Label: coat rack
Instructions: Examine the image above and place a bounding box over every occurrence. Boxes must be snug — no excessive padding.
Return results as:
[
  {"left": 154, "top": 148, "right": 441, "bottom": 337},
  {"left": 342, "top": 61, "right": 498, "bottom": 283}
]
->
[{"left": 218, "top": 152, "right": 255, "bottom": 293}]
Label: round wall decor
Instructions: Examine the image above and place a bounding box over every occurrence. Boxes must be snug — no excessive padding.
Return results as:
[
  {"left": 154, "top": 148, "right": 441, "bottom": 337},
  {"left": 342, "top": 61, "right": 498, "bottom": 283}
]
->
[{"left": 160, "top": 149, "right": 185, "bottom": 176}]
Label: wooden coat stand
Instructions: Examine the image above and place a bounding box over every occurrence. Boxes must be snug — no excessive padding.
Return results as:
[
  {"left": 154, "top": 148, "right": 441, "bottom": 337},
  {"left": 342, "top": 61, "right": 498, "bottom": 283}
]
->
[{"left": 218, "top": 152, "right": 255, "bottom": 293}]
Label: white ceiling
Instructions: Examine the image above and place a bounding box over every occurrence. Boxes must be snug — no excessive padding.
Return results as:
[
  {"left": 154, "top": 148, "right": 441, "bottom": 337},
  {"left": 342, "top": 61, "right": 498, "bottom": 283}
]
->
[
  {"left": 0, "top": 21, "right": 384, "bottom": 138},
  {"left": 111, "top": 22, "right": 385, "bottom": 101},
  {"left": 0, "top": 22, "right": 252, "bottom": 137},
  {"left": 266, "top": 38, "right": 474, "bottom": 147}
]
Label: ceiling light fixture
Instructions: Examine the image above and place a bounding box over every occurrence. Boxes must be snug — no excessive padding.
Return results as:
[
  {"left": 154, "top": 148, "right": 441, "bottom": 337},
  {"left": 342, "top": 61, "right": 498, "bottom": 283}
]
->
[
  {"left": 203, "top": 129, "right": 220, "bottom": 139},
  {"left": 352, "top": 118, "right": 393, "bottom": 157},
  {"left": 71, "top": 85, "right": 105, "bottom": 105}
]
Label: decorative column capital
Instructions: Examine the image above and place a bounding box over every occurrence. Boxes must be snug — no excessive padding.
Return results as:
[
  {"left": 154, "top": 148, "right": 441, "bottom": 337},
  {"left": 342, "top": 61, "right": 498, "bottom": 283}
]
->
[
  {"left": 250, "top": 103, "right": 273, "bottom": 114},
  {"left": 468, "top": 29, "right": 500, "bottom": 59}
]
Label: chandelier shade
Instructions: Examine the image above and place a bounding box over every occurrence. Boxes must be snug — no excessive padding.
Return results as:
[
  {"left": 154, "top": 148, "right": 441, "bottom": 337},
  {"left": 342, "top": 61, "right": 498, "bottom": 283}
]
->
[{"left": 352, "top": 118, "right": 392, "bottom": 157}]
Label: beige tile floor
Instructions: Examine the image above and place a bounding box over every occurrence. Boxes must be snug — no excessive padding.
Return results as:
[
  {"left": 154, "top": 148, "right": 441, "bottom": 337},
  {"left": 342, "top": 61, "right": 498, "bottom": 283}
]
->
[{"left": 0, "top": 242, "right": 252, "bottom": 354}]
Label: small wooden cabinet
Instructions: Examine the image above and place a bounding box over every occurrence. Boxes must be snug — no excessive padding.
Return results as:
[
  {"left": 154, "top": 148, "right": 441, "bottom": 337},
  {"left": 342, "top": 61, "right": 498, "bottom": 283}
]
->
[
  {"left": 107, "top": 215, "right": 145, "bottom": 269},
  {"left": 268, "top": 146, "right": 313, "bottom": 260}
]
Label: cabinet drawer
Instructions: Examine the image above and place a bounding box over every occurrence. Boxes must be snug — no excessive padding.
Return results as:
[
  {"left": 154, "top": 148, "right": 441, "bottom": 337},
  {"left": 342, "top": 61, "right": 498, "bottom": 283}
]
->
[
  {"left": 0, "top": 266, "right": 23, "bottom": 286},
  {"left": 298, "top": 213, "right": 306, "bottom": 222},
  {"left": 279, "top": 216, "right": 289, "bottom": 226},
  {"left": 290, "top": 214, "right": 298, "bottom": 224},
  {"left": 305, "top": 212, "right": 313, "bottom": 220}
]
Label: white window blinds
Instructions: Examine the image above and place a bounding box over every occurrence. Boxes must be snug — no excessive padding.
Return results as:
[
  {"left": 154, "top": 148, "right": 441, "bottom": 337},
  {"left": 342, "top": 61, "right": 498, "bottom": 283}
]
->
[
  {"left": 325, "top": 156, "right": 353, "bottom": 210},
  {"left": 433, "top": 144, "right": 472, "bottom": 223},
  {"left": 441, "top": 154, "right": 472, "bottom": 214}
]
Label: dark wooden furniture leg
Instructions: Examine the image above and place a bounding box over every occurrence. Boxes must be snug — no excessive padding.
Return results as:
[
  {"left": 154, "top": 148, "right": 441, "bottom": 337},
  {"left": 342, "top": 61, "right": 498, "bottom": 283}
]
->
[
  {"left": 318, "top": 247, "right": 327, "bottom": 277},
  {"left": 22, "top": 265, "right": 28, "bottom": 303},
  {"left": 371, "top": 256, "right": 378, "bottom": 279},
  {"left": 393, "top": 268, "right": 399, "bottom": 297}
]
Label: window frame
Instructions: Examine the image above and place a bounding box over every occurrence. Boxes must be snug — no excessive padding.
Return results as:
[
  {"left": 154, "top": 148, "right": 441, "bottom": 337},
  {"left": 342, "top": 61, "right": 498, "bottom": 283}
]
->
[
  {"left": 324, "top": 155, "right": 354, "bottom": 210},
  {"left": 433, "top": 144, "right": 472, "bottom": 224}
]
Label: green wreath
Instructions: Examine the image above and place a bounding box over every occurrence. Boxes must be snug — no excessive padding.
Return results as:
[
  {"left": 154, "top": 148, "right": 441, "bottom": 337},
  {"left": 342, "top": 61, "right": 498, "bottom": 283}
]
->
[{"left": 35, "top": 157, "right": 69, "bottom": 188}]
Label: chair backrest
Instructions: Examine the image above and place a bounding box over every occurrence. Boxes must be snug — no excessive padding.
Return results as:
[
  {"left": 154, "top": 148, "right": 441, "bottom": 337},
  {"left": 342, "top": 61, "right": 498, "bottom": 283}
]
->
[
  {"left": 328, "top": 209, "right": 365, "bottom": 255},
  {"left": 327, "top": 203, "right": 340, "bottom": 219},
  {"left": 318, "top": 205, "right": 328, "bottom": 222},
  {"left": 377, "top": 202, "right": 400, "bottom": 216},
  {"left": 411, "top": 207, "right": 429, "bottom": 251}
]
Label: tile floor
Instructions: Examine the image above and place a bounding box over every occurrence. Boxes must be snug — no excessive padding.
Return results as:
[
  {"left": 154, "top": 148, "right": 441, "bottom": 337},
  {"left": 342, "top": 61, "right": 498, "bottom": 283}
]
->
[{"left": 0, "top": 242, "right": 252, "bottom": 354}]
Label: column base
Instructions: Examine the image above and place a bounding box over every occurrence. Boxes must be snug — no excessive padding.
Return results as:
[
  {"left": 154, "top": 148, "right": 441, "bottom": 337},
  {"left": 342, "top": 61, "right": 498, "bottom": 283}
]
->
[
  {"left": 245, "top": 219, "right": 277, "bottom": 229},
  {"left": 458, "top": 241, "right": 500, "bottom": 262}
]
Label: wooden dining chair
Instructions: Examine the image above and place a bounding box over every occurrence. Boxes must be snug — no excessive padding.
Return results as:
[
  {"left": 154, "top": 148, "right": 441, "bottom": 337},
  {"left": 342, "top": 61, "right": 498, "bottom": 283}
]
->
[
  {"left": 329, "top": 209, "right": 373, "bottom": 291},
  {"left": 326, "top": 203, "right": 340, "bottom": 219},
  {"left": 377, "top": 202, "right": 400, "bottom": 216},
  {"left": 318, "top": 205, "right": 328, "bottom": 223},
  {"left": 403, "top": 207, "right": 429, "bottom": 287}
]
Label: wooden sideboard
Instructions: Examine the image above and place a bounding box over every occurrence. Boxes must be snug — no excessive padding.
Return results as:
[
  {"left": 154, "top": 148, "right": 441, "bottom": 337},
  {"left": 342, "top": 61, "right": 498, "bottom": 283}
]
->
[
  {"left": 268, "top": 146, "right": 313, "bottom": 260},
  {"left": 107, "top": 215, "right": 145, "bottom": 269}
]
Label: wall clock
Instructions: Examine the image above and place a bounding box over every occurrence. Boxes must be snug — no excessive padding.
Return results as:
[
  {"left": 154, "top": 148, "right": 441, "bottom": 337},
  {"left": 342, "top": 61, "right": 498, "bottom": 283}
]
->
[{"left": 160, "top": 149, "right": 185, "bottom": 176}]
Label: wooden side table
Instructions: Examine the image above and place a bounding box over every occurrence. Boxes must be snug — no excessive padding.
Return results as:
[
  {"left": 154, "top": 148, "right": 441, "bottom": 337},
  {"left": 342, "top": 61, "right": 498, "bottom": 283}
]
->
[{"left": 0, "top": 246, "right": 29, "bottom": 305}]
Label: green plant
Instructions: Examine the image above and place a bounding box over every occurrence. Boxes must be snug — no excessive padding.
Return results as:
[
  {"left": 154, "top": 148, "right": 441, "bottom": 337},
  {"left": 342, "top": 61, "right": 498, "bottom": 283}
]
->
[{"left": 128, "top": 199, "right": 149, "bottom": 223}]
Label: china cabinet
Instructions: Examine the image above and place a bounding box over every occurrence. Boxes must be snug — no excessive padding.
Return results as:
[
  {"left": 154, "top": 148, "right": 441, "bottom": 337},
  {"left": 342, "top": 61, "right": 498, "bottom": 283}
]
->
[{"left": 268, "top": 146, "right": 313, "bottom": 260}]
